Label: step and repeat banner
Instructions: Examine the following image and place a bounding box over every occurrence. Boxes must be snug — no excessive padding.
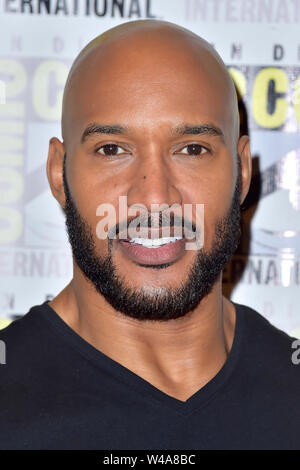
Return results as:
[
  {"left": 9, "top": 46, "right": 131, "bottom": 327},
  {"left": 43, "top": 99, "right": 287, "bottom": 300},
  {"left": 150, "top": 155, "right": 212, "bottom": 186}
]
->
[{"left": 0, "top": 0, "right": 299, "bottom": 335}]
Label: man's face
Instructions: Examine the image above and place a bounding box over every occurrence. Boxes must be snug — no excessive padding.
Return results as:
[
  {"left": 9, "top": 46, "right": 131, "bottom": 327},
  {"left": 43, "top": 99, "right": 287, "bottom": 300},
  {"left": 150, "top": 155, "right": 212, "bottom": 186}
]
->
[
  {"left": 63, "top": 153, "right": 241, "bottom": 321},
  {"left": 60, "top": 31, "right": 243, "bottom": 320}
]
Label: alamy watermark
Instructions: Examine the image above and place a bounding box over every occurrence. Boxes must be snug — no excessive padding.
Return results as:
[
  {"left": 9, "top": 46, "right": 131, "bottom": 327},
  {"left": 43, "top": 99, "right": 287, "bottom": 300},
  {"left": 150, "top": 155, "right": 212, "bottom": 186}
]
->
[
  {"left": 0, "top": 80, "right": 6, "bottom": 105},
  {"left": 291, "top": 339, "right": 300, "bottom": 365},
  {"left": 0, "top": 340, "right": 6, "bottom": 365},
  {"left": 95, "top": 197, "right": 205, "bottom": 250}
]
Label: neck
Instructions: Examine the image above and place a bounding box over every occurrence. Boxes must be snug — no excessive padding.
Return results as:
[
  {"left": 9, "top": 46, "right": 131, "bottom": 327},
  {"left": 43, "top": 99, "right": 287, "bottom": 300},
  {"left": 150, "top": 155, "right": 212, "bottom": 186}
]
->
[{"left": 49, "top": 268, "right": 236, "bottom": 402}]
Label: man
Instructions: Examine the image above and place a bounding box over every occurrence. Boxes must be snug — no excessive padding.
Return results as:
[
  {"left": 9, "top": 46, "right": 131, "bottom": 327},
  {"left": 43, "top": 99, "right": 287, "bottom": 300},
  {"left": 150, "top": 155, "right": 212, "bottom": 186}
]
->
[{"left": 0, "top": 20, "right": 299, "bottom": 450}]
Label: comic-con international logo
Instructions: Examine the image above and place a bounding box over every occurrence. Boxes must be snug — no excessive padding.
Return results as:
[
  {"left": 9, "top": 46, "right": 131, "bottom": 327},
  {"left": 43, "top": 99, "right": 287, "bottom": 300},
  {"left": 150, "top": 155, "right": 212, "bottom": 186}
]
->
[
  {"left": 251, "top": 149, "right": 300, "bottom": 255},
  {"left": 3, "top": 0, "right": 157, "bottom": 18}
]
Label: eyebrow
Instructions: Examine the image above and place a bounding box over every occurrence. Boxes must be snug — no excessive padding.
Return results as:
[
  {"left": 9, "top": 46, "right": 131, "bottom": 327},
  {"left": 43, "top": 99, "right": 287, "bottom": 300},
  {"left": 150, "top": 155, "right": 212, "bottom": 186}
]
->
[
  {"left": 173, "top": 124, "right": 225, "bottom": 142},
  {"left": 81, "top": 123, "right": 128, "bottom": 142},
  {"left": 80, "top": 122, "right": 225, "bottom": 143}
]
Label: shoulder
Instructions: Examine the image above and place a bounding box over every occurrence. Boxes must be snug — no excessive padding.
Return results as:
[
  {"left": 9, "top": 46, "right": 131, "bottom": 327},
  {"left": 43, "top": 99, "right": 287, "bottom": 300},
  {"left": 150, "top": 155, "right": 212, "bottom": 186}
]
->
[
  {"left": 233, "top": 301, "right": 300, "bottom": 382},
  {"left": 234, "top": 301, "right": 298, "bottom": 344},
  {"left": 0, "top": 303, "right": 46, "bottom": 343},
  {"left": 0, "top": 302, "right": 58, "bottom": 375}
]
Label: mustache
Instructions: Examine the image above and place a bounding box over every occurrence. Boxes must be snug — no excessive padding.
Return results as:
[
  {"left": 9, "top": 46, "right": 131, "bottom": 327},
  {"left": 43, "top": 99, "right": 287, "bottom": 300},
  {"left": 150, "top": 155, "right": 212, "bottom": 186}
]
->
[{"left": 107, "top": 212, "right": 198, "bottom": 240}]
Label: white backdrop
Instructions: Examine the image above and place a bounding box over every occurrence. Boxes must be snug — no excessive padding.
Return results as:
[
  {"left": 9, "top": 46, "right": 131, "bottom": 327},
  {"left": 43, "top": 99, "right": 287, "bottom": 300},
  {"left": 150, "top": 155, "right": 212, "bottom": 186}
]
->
[{"left": 0, "top": 0, "right": 299, "bottom": 336}]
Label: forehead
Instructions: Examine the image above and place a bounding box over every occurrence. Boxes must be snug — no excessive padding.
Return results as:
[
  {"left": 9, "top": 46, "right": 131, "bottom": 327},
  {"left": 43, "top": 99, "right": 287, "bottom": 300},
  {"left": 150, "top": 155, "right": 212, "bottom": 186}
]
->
[{"left": 64, "top": 34, "right": 235, "bottom": 143}]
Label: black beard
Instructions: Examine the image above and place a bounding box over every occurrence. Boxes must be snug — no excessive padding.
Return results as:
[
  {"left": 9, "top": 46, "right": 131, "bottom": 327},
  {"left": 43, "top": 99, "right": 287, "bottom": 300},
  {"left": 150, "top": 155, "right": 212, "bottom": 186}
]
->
[{"left": 63, "top": 155, "right": 242, "bottom": 322}]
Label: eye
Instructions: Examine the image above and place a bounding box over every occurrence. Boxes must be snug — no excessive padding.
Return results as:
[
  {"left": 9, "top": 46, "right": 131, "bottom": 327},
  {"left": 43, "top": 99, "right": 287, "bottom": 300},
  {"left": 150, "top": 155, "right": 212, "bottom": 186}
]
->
[
  {"left": 176, "top": 144, "right": 209, "bottom": 157},
  {"left": 96, "top": 144, "right": 127, "bottom": 156}
]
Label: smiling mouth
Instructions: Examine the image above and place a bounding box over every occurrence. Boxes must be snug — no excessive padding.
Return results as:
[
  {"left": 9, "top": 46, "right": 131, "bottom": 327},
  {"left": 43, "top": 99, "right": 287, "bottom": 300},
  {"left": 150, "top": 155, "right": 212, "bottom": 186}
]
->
[
  {"left": 126, "top": 236, "right": 183, "bottom": 248},
  {"left": 117, "top": 235, "right": 189, "bottom": 266}
]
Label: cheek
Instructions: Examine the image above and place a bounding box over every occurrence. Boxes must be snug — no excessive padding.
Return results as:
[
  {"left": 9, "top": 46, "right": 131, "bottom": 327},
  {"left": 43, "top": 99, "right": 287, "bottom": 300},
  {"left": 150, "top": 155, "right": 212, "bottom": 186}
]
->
[
  {"left": 64, "top": 183, "right": 107, "bottom": 256},
  {"left": 182, "top": 163, "right": 236, "bottom": 242},
  {"left": 68, "top": 157, "right": 119, "bottom": 229}
]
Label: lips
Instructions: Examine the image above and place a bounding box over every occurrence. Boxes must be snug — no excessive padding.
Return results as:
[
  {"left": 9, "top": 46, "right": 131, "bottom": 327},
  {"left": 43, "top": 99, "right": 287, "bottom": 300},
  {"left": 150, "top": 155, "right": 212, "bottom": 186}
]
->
[{"left": 118, "top": 237, "right": 187, "bottom": 266}]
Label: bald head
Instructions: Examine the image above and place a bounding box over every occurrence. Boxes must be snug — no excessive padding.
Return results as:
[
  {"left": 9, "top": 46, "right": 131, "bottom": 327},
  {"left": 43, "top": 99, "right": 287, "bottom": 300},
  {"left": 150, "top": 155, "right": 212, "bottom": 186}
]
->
[
  {"left": 48, "top": 20, "right": 252, "bottom": 315},
  {"left": 61, "top": 20, "right": 240, "bottom": 150}
]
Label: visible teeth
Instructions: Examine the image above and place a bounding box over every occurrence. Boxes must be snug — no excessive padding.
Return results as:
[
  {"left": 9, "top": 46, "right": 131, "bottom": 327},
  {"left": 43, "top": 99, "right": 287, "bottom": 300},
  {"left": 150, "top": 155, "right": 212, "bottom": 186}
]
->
[{"left": 129, "top": 237, "right": 182, "bottom": 248}]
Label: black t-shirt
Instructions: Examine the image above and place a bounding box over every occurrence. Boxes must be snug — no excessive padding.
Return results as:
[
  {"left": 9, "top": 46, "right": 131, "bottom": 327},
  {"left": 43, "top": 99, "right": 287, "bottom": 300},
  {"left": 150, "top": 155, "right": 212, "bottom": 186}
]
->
[{"left": 0, "top": 300, "right": 299, "bottom": 450}]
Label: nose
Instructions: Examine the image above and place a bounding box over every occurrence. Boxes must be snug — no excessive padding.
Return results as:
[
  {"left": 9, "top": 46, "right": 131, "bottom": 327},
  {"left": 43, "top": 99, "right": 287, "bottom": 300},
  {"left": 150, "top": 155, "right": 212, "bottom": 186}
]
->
[{"left": 126, "top": 149, "right": 182, "bottom": 213}]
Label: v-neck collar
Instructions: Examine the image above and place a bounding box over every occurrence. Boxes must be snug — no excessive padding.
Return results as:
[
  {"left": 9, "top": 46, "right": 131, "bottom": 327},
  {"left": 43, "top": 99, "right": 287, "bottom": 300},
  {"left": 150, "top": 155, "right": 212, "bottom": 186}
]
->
[{"left": 38, "top": 300, "right": 245, "bottom": 417}]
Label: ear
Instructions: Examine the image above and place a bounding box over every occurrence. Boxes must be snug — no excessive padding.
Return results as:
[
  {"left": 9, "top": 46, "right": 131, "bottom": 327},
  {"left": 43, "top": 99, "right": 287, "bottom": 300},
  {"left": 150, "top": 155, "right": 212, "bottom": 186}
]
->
[
  {"left": 237, "top": 135, "right": 252, "bottom": 205},
  {"left": 46, "top": 137, "right": 66, "bottom": 209}
]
